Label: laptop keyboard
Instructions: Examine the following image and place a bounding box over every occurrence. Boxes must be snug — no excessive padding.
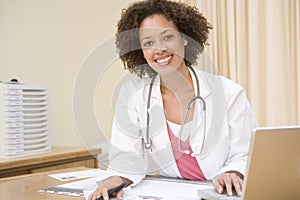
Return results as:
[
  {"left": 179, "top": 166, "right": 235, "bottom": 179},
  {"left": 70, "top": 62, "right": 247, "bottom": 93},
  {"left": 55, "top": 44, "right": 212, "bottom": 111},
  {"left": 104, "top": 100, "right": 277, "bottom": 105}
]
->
[{"left": 197, "top": 188, "right": 242, "bottom": 200}]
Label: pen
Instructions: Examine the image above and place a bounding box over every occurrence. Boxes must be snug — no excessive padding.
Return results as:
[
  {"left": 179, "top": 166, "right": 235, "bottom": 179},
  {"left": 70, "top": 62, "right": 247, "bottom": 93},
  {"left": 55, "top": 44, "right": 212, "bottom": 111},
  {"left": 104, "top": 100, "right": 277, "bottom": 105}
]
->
[{"left": 96, "top": 182, "right": 126, "bottom": 200}]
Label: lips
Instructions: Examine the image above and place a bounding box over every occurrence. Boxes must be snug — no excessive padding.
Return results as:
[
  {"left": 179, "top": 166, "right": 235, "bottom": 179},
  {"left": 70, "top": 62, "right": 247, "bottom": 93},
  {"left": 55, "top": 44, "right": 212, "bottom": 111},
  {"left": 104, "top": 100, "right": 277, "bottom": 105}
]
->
[{"left": 155, "top": 55, "right": 173, "bottom": 65}]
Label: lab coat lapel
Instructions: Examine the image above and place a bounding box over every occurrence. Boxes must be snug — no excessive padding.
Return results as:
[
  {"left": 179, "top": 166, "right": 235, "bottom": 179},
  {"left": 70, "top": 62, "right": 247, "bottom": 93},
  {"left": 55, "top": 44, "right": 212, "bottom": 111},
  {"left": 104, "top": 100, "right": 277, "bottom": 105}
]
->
[
  {"left": 146, "top": 76, "right": 181, "bottom": 177},
  {"left": 191, "top": 69, "right": 226, "bottom": 158}
]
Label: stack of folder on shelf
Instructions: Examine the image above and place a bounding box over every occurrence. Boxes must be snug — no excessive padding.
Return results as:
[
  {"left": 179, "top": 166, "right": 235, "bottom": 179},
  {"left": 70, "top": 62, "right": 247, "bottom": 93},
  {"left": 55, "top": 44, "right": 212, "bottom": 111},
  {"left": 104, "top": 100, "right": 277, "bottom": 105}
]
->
[{"left": 0, "top": 82, "right": 50, "bottom": 158}]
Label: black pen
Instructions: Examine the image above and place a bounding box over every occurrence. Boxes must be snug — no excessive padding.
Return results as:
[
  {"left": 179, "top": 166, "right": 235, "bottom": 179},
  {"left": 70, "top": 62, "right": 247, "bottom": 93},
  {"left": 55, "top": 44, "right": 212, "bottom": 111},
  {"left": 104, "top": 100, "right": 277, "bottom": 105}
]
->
[{"left": 96, "top": 182, "right": 126, "bottom": 200}]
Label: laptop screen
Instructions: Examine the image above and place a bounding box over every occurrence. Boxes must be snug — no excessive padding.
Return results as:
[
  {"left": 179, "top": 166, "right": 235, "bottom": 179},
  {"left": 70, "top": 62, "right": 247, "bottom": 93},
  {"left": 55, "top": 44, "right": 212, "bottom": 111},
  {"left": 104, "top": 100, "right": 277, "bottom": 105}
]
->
[{"left": 243, "top": 126, "right": 300, "bottom": 200}]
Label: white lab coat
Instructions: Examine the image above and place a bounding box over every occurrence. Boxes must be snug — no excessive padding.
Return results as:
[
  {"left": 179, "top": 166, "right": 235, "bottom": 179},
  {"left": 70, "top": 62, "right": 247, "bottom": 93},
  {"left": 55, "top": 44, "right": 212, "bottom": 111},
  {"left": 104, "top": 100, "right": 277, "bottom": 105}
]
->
[{"left": 104, "top": 68, "right": 258, "bottom": 185}]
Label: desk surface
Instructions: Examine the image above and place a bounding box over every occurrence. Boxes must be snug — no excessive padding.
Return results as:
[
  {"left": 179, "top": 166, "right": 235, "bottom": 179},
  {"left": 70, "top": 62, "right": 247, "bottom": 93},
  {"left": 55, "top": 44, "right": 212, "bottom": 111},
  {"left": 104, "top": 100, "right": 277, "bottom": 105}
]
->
[{"left": 0, "top": 166, "right": 91, "bottom": 200}]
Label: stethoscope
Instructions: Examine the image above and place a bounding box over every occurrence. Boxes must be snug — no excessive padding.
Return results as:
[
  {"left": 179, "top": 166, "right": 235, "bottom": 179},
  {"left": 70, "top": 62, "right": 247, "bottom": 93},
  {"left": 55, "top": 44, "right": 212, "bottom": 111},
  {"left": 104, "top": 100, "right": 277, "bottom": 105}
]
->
[{"left": 144, "top": 66, "right": 207, "bottom": 157}]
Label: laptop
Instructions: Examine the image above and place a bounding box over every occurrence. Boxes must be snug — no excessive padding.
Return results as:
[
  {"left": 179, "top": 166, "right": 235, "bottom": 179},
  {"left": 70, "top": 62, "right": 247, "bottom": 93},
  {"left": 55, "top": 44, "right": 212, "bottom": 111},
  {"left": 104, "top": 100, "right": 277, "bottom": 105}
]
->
[{"left": 197, "top": 126, "right": 300, "bottom": 200}]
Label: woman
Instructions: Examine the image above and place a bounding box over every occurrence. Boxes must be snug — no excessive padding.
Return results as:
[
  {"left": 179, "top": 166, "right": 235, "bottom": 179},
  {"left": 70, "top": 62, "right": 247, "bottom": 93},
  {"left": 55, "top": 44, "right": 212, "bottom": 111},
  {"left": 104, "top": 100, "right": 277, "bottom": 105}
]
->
[{"left": 89, "top": 0, "right": 258, "bottom": 199}]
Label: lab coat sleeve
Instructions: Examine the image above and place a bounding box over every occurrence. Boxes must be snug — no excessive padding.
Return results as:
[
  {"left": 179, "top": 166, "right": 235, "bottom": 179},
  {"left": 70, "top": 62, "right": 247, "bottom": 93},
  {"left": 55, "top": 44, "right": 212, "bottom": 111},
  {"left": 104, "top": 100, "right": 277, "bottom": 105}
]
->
[
  {"left": 105, "top": 80, "right": 147, "bottom": 185},
  {"left": 216, "top": 79, "right": 258, "bottom": 177}
]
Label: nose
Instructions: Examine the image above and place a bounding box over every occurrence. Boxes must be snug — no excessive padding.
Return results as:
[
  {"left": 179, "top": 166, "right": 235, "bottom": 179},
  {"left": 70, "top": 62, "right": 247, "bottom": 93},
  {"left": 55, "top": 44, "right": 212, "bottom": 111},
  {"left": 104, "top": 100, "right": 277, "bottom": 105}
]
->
[{"left": 154, "top": 45, "right": 167, "bottom": 54}]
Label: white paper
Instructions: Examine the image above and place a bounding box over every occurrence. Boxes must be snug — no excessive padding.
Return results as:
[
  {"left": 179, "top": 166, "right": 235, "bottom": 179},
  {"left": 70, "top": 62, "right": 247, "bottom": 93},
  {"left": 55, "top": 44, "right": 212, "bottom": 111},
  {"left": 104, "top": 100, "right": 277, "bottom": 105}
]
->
[
  {"left": 81, "top": 178, "right": 213, "bottom": 200},
  {"left": 49, "top": 169, "right": 105, "bottom": 181},
  {"left": 131, "top": 179, "right": 213, "bottom": 200},
  {"left": 57, "top": 177, "right": 99, "bottom": 190},
  {"left": 83, "top": 187, "right": 146, "bottom": 200},
  {"left": 49, "top": 169, "right": 213, "bottom": 200},
  {"left": 83, "top": 189, "right": 97, "bottom": 199}
]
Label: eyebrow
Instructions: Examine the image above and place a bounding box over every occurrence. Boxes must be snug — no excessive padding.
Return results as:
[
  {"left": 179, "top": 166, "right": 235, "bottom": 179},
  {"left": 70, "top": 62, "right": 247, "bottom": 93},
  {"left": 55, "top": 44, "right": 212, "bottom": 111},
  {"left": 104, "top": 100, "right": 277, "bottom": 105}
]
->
[{"left": 140, "top": 29, "right": 173, "bottom": 41}]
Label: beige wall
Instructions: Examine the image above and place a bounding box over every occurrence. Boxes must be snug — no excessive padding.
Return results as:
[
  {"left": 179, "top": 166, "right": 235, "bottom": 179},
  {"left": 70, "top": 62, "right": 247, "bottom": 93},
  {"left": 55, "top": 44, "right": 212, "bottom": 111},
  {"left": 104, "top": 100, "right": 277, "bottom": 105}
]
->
[{"left": 0, "top": 0, "right": 135, "bottom": 147}]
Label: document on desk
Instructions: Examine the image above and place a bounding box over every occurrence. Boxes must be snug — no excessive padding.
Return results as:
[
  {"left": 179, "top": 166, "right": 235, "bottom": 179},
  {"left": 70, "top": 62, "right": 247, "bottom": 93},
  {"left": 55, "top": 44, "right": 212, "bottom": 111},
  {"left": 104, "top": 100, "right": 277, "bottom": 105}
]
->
[
  {"left": 130, "top": 179, "right": 213, "bottom": 200},
  {"left": 38, "top": 177, "right": 100, "bottom": 197},
  {"left": 81, "top": 177, "right": 213, "bottom": 200},
  {"left": 44, "top": 169, "right": 213, "bottom": 199},
  {"left": 48, "top": 168, "right": 105, "bottom": 181},
  {"left": 39, "top": 169, "right": 105, "bottom": 197}
]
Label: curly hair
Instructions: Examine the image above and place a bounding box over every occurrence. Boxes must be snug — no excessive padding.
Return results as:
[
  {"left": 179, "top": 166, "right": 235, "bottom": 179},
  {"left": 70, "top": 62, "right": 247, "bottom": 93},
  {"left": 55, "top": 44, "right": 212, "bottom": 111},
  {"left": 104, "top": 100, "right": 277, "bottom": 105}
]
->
[{"left": 115, "top": 0, "right": 212, "bottom": 78}]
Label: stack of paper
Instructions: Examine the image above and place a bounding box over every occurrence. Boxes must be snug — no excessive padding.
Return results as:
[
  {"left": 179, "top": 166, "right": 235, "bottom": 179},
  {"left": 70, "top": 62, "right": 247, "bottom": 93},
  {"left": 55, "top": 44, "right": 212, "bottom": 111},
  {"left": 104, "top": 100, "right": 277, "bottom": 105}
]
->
[{"left": 43, "top": 169, "right": 214, "bottom": 200}]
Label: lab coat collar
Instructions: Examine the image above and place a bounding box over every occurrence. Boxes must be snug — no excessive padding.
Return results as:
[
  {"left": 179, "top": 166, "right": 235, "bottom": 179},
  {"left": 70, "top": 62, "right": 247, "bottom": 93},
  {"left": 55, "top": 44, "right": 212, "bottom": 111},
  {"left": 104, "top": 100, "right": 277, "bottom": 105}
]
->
[
  {"left": 190, "top": 67, "right": 211, "bottom": 99},
  {"left": 142, "top": 75, "right": 161, "bottom": 113}
]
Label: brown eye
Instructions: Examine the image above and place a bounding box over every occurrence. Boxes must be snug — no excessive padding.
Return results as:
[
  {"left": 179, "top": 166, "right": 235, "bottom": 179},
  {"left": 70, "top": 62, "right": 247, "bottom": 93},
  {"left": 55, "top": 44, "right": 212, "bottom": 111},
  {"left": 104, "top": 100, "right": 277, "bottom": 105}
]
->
[
  {"left": 144, "top": 41, "right": 153, "bottom": 47},
  {"left": 164, "top": 35, "right": 174, "bottom": 40}
]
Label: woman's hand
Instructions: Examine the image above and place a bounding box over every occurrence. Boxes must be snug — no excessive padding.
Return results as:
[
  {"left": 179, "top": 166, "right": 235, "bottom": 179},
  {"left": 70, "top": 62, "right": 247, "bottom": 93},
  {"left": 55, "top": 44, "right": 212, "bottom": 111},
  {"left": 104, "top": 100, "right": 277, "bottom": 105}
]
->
[
  {"left": 213, "top": 171, "right": 243, "bottom": 197},
  {"left": 88, "top": 176, "right": 131, "bottom": 200}
]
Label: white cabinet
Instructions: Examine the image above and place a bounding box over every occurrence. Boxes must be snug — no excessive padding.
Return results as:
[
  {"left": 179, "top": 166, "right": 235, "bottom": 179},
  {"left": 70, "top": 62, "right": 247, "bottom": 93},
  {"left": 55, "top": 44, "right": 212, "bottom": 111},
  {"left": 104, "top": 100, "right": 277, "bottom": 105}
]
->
[{"left": 0, "top": 82, "right": 50, "bottom": 158}]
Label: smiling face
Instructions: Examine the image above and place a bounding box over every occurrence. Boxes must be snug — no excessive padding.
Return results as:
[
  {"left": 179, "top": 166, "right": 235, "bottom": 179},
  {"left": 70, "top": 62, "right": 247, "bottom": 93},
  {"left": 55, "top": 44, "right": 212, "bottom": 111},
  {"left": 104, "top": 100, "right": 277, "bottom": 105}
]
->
[{"left": 139, "top": 14, "right": 188, "bottom": 76}]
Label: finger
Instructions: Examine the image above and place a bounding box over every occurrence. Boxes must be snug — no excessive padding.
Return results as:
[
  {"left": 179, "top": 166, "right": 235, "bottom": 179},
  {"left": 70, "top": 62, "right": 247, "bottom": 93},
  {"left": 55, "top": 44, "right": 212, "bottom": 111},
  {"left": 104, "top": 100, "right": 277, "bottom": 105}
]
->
[
  {"left": 213, "top": 178, "right": 224, "bottom": 194},
  {"left": 101, "top": 187, "right": 109, "bottom": 200},
  {"left": 237, "top": 177, "right": 243, "bottom": 196},
  {"left": 223, "top": 174, "right": 233, "bottom": 196},
  {"left": 239, "top": 176, "right": 243, "bottom": 187},
  {"left": 88, "top": 194, "right": 100, "bottom": 200},
  {"left": 116, "top": 189, "right": 124, "bottom": 200},
  {"left": 88, "top": 189, "right": 102, "bottom": 200},
  {"left": 231, "top": 175, "right": 242, "bottom": 196}
]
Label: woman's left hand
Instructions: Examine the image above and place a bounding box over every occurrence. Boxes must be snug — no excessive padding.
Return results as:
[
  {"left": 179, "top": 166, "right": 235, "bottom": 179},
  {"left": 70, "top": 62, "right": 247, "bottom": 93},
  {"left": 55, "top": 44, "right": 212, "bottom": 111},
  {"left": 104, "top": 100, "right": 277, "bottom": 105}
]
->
[{"left": 213, "top": 171, "right": 243, "bottom": 196}]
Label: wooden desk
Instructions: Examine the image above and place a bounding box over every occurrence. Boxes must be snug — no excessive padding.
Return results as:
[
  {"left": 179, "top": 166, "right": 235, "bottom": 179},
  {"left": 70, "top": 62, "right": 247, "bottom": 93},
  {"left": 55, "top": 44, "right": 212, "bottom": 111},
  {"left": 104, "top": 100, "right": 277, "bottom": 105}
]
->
[
  {"left": 0, "top": 146, "right": 101, "bottom": 178},
  {"left": 0, "top": 167, "right": 91, "bottom": 199}
]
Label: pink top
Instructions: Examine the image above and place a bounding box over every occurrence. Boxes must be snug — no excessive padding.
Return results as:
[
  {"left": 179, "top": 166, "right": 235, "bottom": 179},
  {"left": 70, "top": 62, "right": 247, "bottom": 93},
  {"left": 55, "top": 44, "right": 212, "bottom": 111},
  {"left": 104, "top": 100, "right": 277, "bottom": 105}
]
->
[{"left": 166, "top": 122, "right": 206, "bottom": 180}]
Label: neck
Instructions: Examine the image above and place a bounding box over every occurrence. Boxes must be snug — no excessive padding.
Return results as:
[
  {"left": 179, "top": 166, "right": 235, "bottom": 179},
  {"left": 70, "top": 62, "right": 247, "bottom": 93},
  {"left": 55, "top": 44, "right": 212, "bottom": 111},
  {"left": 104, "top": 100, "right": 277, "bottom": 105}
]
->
[{"left": 160, "top": 66, "right": 194, "bottom": 96}]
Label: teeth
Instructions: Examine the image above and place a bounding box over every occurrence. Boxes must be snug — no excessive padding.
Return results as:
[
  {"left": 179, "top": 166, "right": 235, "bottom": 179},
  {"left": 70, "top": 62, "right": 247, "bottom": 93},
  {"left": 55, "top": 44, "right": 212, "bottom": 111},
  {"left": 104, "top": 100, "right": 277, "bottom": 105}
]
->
[{"left": 156, "top": 56, "right": 172, "bottom": 63}]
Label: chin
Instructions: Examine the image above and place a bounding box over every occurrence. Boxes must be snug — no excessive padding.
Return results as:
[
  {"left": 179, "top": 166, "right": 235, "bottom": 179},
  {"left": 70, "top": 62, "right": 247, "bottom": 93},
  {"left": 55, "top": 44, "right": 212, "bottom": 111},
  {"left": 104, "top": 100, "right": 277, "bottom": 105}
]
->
[{"left": 154, "top": 66, "right": 180, "bottom": 76}]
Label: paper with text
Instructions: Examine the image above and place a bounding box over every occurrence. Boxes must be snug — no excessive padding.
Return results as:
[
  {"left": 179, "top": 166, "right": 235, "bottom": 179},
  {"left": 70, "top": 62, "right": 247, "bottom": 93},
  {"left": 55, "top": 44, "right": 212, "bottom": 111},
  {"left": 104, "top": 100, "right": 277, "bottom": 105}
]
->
[{"left": 49, "top": 169, "right": 105, "bottom": 181}]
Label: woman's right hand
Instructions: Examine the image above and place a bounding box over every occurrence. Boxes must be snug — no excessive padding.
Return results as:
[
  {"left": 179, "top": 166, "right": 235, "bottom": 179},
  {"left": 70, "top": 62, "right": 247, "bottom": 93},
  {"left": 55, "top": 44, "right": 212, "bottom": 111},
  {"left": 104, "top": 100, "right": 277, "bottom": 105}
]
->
[{"left": 88, "top": 176, "right": 131, "bottom": 200}]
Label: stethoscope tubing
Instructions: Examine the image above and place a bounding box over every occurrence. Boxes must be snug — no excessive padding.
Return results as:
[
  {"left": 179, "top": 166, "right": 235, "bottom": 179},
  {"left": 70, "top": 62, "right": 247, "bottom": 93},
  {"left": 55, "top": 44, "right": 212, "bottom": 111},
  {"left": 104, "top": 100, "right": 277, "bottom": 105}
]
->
[{"left": 145, "top": 66, "right": 206, "bottom": 156}]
